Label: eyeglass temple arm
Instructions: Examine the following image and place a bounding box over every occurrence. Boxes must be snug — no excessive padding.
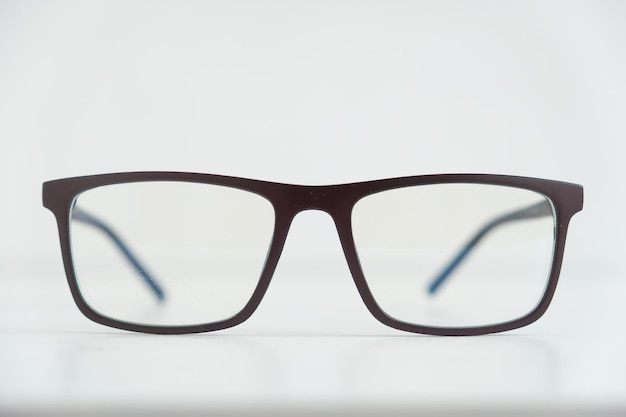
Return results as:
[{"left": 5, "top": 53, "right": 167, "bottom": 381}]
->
[
  {"left": 427, "top": 199, "right": 553, "bottom": 295},
  {"left": 71, "top": 206, "right": 166, "bottom": 302}
]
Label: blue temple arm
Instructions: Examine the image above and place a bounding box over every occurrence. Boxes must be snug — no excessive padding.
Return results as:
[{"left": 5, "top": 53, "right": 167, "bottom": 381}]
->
[
  {"left": 427, "top": 199, "right": 553, "bottom": 295},
  {"left": 71, "top": 206, "right": 166, "bottom": 302}
]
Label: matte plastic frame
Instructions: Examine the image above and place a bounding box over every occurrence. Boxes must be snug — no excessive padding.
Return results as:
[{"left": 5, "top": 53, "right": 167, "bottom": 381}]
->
[{"left": 43, "top": 172, "right": 583, "bottom": 336}]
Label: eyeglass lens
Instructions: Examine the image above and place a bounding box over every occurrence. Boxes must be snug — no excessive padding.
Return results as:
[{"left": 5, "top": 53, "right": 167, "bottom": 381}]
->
[{"left": 68, "top": 181, "right": 556, "bottom": 330}]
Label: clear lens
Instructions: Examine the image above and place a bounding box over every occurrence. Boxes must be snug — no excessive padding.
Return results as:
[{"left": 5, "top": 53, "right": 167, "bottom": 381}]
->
[
  {"left": 69, "top": 181, "right": 275, "bottom": 327},
  {"left": 352, "top": 184, "right": 555, "bottom": 328}
]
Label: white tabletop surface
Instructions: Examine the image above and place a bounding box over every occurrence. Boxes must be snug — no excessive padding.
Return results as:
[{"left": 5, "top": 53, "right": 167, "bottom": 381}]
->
[{"left": 1, "top": 255, "right": 624, "bottom": 417}]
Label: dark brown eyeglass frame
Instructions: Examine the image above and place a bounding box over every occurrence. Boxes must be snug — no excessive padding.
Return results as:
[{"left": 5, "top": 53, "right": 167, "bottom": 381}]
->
[{"left": 43, "top": 172, "right": 583, "bottom": 336}]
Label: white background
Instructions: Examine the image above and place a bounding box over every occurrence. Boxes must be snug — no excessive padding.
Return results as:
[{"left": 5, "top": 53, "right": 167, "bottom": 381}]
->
[{"left": 1, "top": 1, "right": 625, "bottom": 415}]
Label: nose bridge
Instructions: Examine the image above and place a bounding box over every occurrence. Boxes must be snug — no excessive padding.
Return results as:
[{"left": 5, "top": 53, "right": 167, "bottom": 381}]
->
[{"left": 288, "top": 185, "right": 341, "bottom": 214}]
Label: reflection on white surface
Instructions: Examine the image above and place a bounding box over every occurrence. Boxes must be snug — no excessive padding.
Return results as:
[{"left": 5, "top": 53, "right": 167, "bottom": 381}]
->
[
  {"left": 1, "top": 260, "right": 625, "bottom": 414},
  {"left": 0, "top": 331, "right": 559, "bottom": 407}
]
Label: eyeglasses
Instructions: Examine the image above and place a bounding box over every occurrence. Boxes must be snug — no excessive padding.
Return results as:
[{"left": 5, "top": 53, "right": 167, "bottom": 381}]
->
[{"left": 42, "top": 172, "right": 583, "bottom": 335}]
